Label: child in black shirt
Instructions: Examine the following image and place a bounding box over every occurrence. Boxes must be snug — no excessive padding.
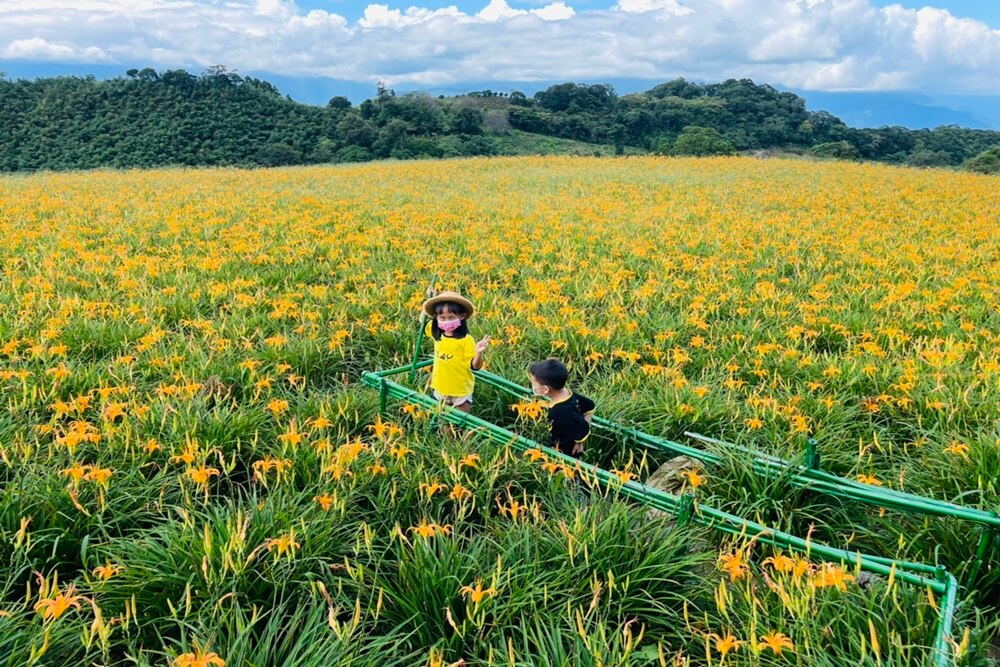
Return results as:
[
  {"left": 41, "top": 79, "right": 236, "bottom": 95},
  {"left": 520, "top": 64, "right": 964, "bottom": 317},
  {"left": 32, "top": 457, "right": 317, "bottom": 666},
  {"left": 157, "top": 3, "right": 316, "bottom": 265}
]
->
[{"left": 528, "top": 358, "right": 595, "bottom": 458}]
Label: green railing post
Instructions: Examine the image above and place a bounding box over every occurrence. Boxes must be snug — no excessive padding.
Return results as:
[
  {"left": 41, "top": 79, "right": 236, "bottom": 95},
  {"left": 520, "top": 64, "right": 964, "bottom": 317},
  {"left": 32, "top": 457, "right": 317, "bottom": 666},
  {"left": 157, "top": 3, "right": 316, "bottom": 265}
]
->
[
  {"left": 931, "top": 566, "right": 957, "bottom": 667},
  {"left": 967, "top": 513, "right": 998, "bottom": 584},
  {"left": 378, "top": 378, "right": 388, "bottom": 417},
  {"left": 363, "top": 365, "right": 977, "bottom": 667},
  {"left": 676, "top": 491, "right": 695, "bottom": 527},
  {"left": 408, "top": 275, "right": 438, "bottom": 384},
  {"left": 806, "top": 438, "right": 820, "bottom": 470}
]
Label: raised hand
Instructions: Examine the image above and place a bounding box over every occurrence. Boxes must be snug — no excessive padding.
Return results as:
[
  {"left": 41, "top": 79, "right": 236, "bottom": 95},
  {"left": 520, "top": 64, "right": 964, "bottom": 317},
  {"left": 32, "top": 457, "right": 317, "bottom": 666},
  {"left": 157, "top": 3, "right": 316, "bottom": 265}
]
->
[{"left": 475, "top": 335, "right": 491, "bottom": 354}]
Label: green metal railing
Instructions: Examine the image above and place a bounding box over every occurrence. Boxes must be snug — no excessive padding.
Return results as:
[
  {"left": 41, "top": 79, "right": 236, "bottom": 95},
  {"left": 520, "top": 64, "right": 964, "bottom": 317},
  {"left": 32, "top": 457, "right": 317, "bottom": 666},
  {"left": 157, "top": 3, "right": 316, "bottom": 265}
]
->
[
  {"left": 460, "top": 362, "right": 999, "bottom": 584},
  {"left": 361, "top": 361, "right": 967, "bottom": 666}
]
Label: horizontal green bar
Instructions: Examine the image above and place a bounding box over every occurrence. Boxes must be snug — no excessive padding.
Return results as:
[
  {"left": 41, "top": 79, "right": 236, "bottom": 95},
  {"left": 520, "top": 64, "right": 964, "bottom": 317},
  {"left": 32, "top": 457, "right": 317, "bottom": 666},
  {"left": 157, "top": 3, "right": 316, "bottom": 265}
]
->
[
  {"left": 687, "top": 432, "right": 1000, "bottom": 528},
  {"left": 366, "top": 369, "right": 953, "bottom": 664},
  {"left": 859, "top": 554, "right": 941, "bottom": 576},
  {"left": 375, "top": 359, "right": 433, "bottom": 378},
  {"left": 362, "top": 372, "right": 946, "bottom": 593},
  {"left": 685, "top": 431, "right": 792, "bottom": 466},
  {"left": 468, "top": 367, "right": 998, "bottom": 530}
]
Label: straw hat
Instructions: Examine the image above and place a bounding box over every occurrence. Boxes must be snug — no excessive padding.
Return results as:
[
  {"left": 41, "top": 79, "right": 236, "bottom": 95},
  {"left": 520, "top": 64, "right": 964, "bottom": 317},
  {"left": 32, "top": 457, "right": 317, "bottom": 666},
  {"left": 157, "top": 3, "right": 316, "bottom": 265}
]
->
[{"left": 423, "top": 291, "right": 476, "bottom": 319}]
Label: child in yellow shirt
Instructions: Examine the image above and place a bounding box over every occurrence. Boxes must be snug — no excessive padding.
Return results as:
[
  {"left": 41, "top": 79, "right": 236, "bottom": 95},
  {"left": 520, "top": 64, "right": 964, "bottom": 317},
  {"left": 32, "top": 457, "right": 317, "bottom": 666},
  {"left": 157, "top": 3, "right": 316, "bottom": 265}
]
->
[{"left": 421, "top": 291, "right": 490, "bottom": 416}]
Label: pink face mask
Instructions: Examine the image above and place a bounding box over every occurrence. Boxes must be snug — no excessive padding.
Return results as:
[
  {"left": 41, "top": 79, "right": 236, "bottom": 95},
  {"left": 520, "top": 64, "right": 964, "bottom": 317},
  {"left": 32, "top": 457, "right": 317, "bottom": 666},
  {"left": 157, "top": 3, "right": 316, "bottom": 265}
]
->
[{"left": 438, "top": 318, "right": 462, "bottom": 332}]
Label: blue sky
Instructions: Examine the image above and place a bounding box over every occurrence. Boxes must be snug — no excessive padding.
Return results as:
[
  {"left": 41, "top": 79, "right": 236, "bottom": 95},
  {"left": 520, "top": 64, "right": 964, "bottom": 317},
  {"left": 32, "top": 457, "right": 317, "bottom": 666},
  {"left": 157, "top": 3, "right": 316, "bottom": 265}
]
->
[
  {"left": 2, "top": 0, "right": 998, "bottom": 112},
  {"left": 296, "top": 0, "right": 999, "bottom": 26},
  {"left": 872, "top": 1, "right": 997, "bottom": 26}
]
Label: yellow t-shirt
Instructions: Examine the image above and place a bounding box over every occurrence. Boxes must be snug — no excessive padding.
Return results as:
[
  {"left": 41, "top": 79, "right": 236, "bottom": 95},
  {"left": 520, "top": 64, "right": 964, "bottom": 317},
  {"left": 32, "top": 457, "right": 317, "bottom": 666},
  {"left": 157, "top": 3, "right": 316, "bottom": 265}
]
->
[{"left": 426, "top": 321, "right": 476, "bottom": 396}]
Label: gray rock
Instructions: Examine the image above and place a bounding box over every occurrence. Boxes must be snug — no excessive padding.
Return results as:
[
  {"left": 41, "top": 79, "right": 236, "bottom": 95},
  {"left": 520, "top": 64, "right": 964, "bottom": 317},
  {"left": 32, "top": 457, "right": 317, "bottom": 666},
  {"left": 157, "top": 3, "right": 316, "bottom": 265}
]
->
[{"left": 644, "top": 455, "right": 701, "bottom": 519}]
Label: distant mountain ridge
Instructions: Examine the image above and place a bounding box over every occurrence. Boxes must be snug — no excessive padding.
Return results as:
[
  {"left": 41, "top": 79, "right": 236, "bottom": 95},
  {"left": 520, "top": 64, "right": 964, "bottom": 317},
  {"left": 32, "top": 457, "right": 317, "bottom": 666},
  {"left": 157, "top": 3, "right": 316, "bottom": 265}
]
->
[
  {"left": 1, "top": 67, "right": 998, "bottom": 172},
  {"left": 2, "top": 62, "right": 997, "bottom": 131}
]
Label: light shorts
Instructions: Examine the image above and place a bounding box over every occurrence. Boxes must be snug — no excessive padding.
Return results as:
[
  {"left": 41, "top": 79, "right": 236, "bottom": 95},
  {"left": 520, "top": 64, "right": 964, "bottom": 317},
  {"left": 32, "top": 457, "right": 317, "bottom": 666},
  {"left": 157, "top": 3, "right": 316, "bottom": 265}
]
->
[{"left": 433, "top": 390, "right": 473, "bottom": 407}]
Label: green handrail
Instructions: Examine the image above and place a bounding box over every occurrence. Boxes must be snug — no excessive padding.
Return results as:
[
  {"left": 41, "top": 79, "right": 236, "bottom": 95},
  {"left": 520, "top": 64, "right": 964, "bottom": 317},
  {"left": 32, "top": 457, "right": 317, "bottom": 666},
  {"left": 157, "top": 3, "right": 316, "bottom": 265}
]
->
[
  {"left": 360, "top": 369, "right": 958, "bottom": 665},
  {"left": 408, "top": 275, "right": 438, "bottom": 384},
  {"left": 462, "top": 363, "right": 1000, "bottom": 530},
  {"left": 684, "top": 432, "right": 1000, "bottom": 528}
]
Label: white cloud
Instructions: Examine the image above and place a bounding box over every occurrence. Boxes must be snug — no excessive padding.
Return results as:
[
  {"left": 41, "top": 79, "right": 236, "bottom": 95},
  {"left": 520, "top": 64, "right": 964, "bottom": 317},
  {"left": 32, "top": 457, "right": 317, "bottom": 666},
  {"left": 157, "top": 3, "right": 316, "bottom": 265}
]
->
[
  {"left": 254, "top": 0, "right": 295, "bottom": 18},
  {"left": 0, "top": 0, "right": 997, "bottom": 93},
  {"left": 3, "top": 37, "right": 110, "bottom": 61},
  {"left": 359, "top": 4, "right": 466, "bottom": 29},
  {"left": 531, "top": 2, "right": 575, "bottom": 20},
  {"left": 613, "top": 0, "right": 691, "bottom": 16},
  {"left": 477, "top": 0, "right": 574, "bottom": 21}
]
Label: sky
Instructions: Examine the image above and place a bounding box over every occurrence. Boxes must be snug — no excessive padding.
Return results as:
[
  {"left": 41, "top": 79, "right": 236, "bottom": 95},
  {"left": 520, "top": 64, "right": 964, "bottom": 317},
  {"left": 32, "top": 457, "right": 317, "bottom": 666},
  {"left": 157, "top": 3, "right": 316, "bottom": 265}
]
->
[
  {"left": 305, "top": 0, "right": 1000, "bottom": 27},
  {"left": 1, "top": 0, "right": 998, "bottom": 101}
]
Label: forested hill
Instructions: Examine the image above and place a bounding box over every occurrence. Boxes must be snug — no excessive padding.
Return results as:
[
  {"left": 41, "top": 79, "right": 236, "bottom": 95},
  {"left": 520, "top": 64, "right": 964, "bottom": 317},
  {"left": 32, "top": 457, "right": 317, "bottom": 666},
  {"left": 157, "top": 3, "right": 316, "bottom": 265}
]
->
[{"left": 1, "top": 67, "right": 998, "bottom": 172}]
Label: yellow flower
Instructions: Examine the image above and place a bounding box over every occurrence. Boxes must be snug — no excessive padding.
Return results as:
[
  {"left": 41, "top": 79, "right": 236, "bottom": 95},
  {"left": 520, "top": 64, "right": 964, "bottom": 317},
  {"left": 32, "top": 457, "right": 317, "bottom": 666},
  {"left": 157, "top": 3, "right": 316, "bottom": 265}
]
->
[
  {"left": 459, "top": 453, "right": 480, "bottom": 470},
  {"left": 762, "top": 552, "right": 796, "bottom": 574},
  {"left": 34, "top": 583, "right": 86, "bottom": 622},
  {"left": 419, "top": 481, "right": 447, "bottom": 500},
  {"left": 46, "top": 365, "right": 72, "bottom": 381},
  {"left": 277, "top": 423, "right": 303, "bottom": 447},
  {"left": 310, "top": 415, "right": 333, "bottom": 430},
  {"left": 60, "top": 463, "right": 89, "bottom": 484},
  {"left": 92, "top": 562, "right": 123, "bottom": 581},
  {"left": 459, "top": 579, "right": 497, "bottom": 605},
  {"left": 252, "top": 457, "right": 292, "bottom": 482},
  {"left": 789, "top": 415, "right": 811, "bottom": 434},
  {"left": 367, "top": 416, "right": 404, "bottom": 440},
  {"left": 718, "top": 550, "right": 749, "bottom": 582},
  {"left": 389, "top": 445, "right": 412, "bottom": 460},
  {"left": 264, "top": 531, "right": 300, "bottom": 558},
  {"left": 51, "top": 399, "right": 74, "bottom": 418},
  {"left": 497, "top": 492, "right": 532, "bottom": 521},
  {"left": 264, "top": 335, "right": 287, "bottom": 348},
  {"left": 449, "top": 483, "right": 472, "bottom": 502},
  {"left": 409, "top": 520, "right": 452, "bottom": 539},
  {"left": 323, "top": 463, "right": 354, "bottom": 480},
  {"left": 170, "top": 440, "right": 200, "bottom": 465},
  {"left": 427, "top": 647, "right": 465, "bottom": 667},
  {"left": 612, "top": 468, "right": 637, "bottom": 483},
  {"left": 188, "top": 465, "right": 220, "bottom": 487},
  {"left": 812, "top": 563, "right": 855, "bottom": 591},
  {"left": 267, "top": 399, "right": 289, "bottom": 415},
  {"left": 856, "top": 473, "right": 883, "bottom": 486},
  {"left": 84, "top": 466, "right": 113, "bottom": 486},
  {"left": 681, "top": 469, "right": 704, "bottom": 489},
  {"left": 710, "top": 631, "right": 741, "bottom": 657},
  {"left": 401, "top": 403, "right": 425, "bottom": 419},
  {"left": 102, "top": 402, "right": 127, "bottom": 421},
  {"left": 173, "top": 644, "right": 225, "bottom": 667},
  {"left": 511, "top": 399, "right": 546, "bottom": 421},
  {"left": 757, "top": 631, "right": 794, "bottom": 655},
  {"left": 943, "top": 441, "right": 969, "bottom": 458}
]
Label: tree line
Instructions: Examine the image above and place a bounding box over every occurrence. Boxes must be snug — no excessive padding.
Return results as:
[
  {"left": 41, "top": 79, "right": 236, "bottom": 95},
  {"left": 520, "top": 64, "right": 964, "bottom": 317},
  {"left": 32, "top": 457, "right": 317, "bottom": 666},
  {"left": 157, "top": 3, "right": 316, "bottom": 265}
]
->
[{"left": 1, "top": 67, "right": 997, "bottom": 172}]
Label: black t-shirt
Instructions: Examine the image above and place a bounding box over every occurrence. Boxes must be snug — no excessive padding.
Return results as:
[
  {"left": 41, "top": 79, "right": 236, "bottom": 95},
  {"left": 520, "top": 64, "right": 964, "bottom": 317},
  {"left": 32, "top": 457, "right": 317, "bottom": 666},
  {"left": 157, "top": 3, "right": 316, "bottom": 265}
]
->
[{"left": 546, "top": 391, "right": 596, "bottom": 457}]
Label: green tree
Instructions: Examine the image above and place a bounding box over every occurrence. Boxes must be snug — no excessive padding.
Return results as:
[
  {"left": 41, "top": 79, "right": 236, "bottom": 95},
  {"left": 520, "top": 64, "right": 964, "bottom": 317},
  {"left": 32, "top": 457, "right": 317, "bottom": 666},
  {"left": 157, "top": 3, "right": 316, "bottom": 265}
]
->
[
  {"left": 449, "top": 107, "right": 484, "bottom": 135},
  {"left": 668, "top": 126, "right": 735, "bottom": 156},
  {"left": 811, "top": 141, "right": 860, "bottom": 160},
  {"left": 327, "top": 96, "right": 352, "bottom": 111},
  {"left": 963, "top": 146, "right": 1000, "bottom": 174}
]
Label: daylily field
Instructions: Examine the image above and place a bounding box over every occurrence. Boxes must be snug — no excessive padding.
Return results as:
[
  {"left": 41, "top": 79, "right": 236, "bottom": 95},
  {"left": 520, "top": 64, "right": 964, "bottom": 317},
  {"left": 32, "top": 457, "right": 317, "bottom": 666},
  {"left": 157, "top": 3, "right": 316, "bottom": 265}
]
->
[{"left": 0, "top": 156, "right": 997, "bottom": 666}]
